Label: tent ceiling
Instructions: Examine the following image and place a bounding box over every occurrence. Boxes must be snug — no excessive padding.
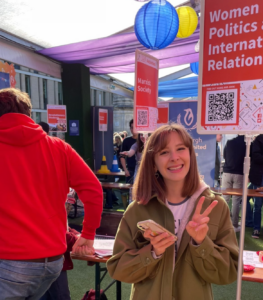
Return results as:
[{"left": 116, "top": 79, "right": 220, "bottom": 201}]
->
[
  {"left": 0, "top": 0, "right": 188, "bottom": 48},
  {"left": 38, "top": 24, "right": 200, "bottom": 74}
]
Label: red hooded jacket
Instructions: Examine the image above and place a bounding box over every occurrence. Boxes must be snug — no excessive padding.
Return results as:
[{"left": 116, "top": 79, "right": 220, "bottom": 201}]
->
[{"left": 0, "top": 113, "right": 103, "bottom": 260}]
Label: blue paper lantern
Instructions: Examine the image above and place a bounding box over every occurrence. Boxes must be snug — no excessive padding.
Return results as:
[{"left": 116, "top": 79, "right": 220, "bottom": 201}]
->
[
  {"left": 134, "top": 0, "right": 179, "bottom": 50},
  {"left": 190, "top": 62, "right": 199, "bottom": 75}
]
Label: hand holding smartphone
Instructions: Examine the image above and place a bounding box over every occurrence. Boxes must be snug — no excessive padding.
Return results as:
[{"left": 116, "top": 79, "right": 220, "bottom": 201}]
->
[{"left": 137, "top": 220, "right": 177, "bottom": 241}]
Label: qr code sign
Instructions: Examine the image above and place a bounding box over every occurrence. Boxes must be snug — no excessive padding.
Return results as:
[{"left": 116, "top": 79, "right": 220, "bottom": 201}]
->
[
  {"left": 137, "top": 109, "right": 148, "bottom": 126},
  {"left": 204, "top": 87, "right": 239, "bottom": 126}
]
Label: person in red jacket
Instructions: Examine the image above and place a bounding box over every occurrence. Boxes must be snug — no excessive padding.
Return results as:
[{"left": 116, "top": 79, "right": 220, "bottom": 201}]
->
[{"left": 0, "top": 88, "right": 103, "bottom": 299}]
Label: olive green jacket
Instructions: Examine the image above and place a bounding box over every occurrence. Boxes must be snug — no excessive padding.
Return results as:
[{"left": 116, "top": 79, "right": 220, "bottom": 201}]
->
[{"left": 106, "top": 184, "right": 239, "bottom": 300}]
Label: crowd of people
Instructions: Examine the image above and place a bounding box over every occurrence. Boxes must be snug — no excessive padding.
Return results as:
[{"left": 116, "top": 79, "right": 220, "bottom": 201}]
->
[
  {"left": 214, "top": 133, "right": 263, "bottom": 239},
  {"left": 1, "top": 87, "right": 262, "bottom": 300}
]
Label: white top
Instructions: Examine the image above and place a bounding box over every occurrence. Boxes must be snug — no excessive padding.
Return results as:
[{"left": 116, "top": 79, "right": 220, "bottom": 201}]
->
[
  {"left": 167, "top": 197, "right": 189, "bottom": 256},
  {"left": 167, "top": 197, "right": 189, "bottom": 237}
]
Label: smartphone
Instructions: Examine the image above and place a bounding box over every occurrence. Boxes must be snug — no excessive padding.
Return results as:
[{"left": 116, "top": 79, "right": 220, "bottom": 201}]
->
[{"left": 137, "top": 219, "right": 177, "bottom": 241}]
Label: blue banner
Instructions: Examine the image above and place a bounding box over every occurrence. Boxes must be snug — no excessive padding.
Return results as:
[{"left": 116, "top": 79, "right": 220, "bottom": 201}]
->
[
  {"left": 0, "top": 72, "right": 10, "bottom": 89},
  {"left": 169, "top": 101, "right": 216, "bottom": 187},
  {"left": 69, "top": 120, "right": 79, "bottom": 136}
]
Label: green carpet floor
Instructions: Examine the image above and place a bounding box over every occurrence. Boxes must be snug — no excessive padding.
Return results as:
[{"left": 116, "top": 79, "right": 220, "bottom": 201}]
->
[{"left": 68, "top": 201, "right": 263, "bottom": 300}]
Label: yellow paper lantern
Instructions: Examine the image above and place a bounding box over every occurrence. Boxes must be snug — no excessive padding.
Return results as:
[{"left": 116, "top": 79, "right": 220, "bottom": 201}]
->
[{"left": 176, "top": 6, "right": 198, "bottom": 38}]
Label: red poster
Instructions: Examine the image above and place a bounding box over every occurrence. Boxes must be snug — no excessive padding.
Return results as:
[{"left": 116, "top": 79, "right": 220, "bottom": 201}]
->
[
  {"left": 99, "top": 109, "right": 108, "bottom": 131},
  {"left": 47, "top": 105, "right": 67, "bottom": 132},
  {"left": 134, "top": 49, "right": 159, "bottom": 132},
  {"left": 157, "top": 103, "right": 169, "bottom": 127},
  {"left": 198, "top": 0, "right": 263, "bottom": 134}
]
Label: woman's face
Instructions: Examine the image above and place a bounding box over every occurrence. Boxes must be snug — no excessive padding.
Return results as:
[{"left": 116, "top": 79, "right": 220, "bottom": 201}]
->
[
  {"left": 140, "top": 134, "right": 148, "bottom": 144},
  {"left": 154, "top": 131, "right": 190, "bottom": 185},
  {"left": 115, "top": 137, "right": 120, "bottom": 144}
]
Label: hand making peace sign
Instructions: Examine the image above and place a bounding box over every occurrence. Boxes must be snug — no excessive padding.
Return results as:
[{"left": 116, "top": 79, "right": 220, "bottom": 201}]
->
[{"left": 186, "top": 197, "right": 218, "bottom": 245}]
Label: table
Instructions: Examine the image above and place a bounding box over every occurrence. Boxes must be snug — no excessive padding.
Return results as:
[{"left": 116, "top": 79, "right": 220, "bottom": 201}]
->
[
  {"left": 101, "top": 182, "right": 132, "bottom": 190},
  {"left": 242, "top": 267, "right": 263, "bottom": 283},
  {"left": 211, "top": 188, "right": 262, "bottom": 198},
  {"left": 95, "top": 171, "right": 126, "bottom": 176},
  {"left": 71, "top": 254, "right": 121, "bottom": 300}
]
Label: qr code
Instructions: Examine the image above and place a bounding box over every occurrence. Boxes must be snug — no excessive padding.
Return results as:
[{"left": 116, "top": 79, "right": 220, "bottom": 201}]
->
[
  {"left": 137, "top": 109, "right": 148, "bottom": 126},
  {"left": 208, "top": 92, "right": 235, "bottom": 122}
]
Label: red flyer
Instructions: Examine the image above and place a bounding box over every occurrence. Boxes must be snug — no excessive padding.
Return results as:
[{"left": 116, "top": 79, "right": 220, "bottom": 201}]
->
[{"left": 47, "top": 105, "right": 67, "bottom": 132}]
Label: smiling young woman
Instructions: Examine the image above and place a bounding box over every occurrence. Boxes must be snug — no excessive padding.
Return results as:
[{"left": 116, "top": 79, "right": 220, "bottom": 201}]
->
[{"left": 107, "top": 123, "right": 238, "bottom": 300}]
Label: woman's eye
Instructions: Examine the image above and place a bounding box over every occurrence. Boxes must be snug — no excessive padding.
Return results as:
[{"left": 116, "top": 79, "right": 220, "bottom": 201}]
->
[
  {"left": 178, "top": 147, "right": 186, "bottom": 151},
  {"left": 160, "top": 151, "right": 168, "bottom": 155}
]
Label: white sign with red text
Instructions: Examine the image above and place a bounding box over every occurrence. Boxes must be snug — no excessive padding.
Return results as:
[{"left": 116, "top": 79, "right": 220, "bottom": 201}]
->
[
  {"left": 197, "top": 0, "right": 263, "bottom": 134},
  {"left": 99, "top": 109, "right": 108, "bottom": 131},
  {"left": 134, "top": 49, "right": 159, "bottom": 133}
]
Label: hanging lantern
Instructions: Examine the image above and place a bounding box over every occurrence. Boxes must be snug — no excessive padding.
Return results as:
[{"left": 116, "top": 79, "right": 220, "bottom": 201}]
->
[
  {"left": 134, "top": 0, "right": 179, "bottom": 50},
  {"left": 176, "top": 6, "right": 198, "bottom": 38},
  {"left": 190, "top": 62, "right": 199, "bottom": 75}
]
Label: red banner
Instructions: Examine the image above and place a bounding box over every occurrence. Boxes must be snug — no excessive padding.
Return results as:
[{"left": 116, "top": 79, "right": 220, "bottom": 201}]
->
[
  {"left": 134, "top": 49, "right": 159, "bottom": 132},
  {"left": 198, "top": 0, "right": 263, "bottom": 134}
]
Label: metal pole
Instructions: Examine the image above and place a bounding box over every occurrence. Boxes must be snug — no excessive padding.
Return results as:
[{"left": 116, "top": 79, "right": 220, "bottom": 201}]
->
[
  {"left": 102, "top": 131, "right": 104, "bottom": 157},
  {"left": 236, "top": 134, "right": 252, "bottom": 300}
]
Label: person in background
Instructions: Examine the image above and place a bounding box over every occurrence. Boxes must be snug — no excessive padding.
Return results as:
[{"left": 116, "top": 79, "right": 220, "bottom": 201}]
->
[
  {"left": 248, "top": 134, "right": 263, "bottom": 238},
  {"left": 0, "top": 88, "right": 103, "bottom": 299},
  {"left": 113, "top": 133, "right": 123, "bottom": 169},
  {"left": 119, "top": 132, "right": 125, "bottom": 140},
  {"left": 39, "top": 121, "right": 50, "bottom": 134},
  {"left": 214, "top": 134, "right": 222, "bottom": 188},
  {"left": 120, "top": 133, "right": 149, "bottom": 180},
  {"left": 107, "top": 124, "right": 238, "bottom": 300},
  {"left": 222, "top": 135, "right": 246, "bottom": 232},
  {"left": 120, "top": 119, "right": 138, "bottom": 183},
  {"left": 123, "top": 130, "right": 128, "bottom": 138}
]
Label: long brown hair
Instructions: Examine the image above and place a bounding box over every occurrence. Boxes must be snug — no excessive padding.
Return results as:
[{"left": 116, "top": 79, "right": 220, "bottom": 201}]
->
[{"left": 132, "top": 123, "right": 200, "bottom": 204}]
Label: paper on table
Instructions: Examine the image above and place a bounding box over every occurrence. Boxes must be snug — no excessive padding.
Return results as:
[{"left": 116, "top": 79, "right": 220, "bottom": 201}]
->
[
  {"left": 95, "top": 249, "right": 113, "bottom": 257},
  {"left": 243, "top": 251, "right": 263, "bottom": 268},
  {"left": 93, "top": 239, "right": 114, "bottom": 257},
  {"left": 94, "top": 239, "right": 114, "bottom": 251}
]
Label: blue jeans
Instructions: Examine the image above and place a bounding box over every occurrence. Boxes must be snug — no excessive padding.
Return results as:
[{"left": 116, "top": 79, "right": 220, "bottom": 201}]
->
[
  {"left": 40, "top": 270, "right": 70, "bottom": 300},
  {"left": 0, "top": 257, "right": 63, "bottom": 300},
  {"left": 251, "top": 178, "right": 263, "bottom": 231}
]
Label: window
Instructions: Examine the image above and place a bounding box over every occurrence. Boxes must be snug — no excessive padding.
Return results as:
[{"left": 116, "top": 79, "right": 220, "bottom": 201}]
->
[
  {"left": 25, "top": 75, "right": 31, "bottom": 97},
  {"left": 43, "top": 79, "right": 48, "bottom": 109},
  {"left": 98, "top": 93, "right": 102, "bottom": 106},
  {"left": 94, "top": 89, "right": 97, "bottom": 106},
  {"left": 36, "top": 112, "right": 41, "bottom": 123},
  {"left": 58, "top": 82, "right": 63, "bottom": 105}
]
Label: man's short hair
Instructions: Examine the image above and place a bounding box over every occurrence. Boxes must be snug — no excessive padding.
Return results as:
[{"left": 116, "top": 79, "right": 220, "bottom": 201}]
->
[
  {"left": 38, "top": 122, "right": 50, "bottom": 134},
  {"left": 0, "top": 88, "right": 32, "bottom": 118},
  {"left": 129, "top": 119, "right": 134, "bottom": 128}
]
